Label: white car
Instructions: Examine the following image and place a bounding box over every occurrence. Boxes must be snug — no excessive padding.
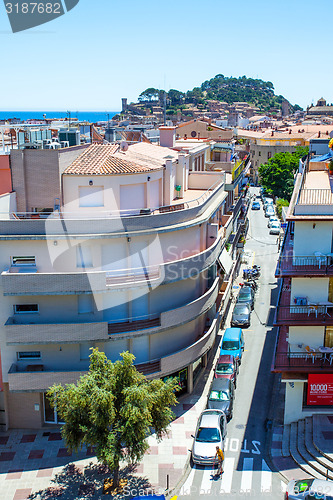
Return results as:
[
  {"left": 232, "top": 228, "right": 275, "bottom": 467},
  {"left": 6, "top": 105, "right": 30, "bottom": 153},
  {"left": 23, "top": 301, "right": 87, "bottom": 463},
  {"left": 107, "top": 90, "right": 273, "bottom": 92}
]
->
[
  {"left": 285, "top": 478, "right": 333, "bottom": 499},
  {"left": 268, "top": 216, "right": 279, "bottom": 228},
  {"left": 191, "top": 409, "right": 227, "bottom": 465},
  {"left": 265, "top": 205, "right": 275, "bottom": 218},
  {"left": 269, "top": 222, "right": 280, "bottom": 235}
]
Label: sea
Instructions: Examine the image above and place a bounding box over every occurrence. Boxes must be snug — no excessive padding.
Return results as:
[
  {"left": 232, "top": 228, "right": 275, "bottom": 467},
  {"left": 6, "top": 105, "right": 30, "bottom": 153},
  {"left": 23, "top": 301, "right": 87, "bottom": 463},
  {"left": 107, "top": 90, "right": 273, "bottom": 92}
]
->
[{"left": 0, "top": 111, "right": 119, "bottom": 123}]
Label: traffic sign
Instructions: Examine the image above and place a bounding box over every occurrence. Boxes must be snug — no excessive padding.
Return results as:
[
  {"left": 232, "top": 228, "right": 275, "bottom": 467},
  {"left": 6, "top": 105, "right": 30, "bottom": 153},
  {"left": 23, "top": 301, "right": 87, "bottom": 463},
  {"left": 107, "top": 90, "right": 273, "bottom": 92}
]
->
[{"left": 281, "top": 223, "right": 287, "bottom": 229}]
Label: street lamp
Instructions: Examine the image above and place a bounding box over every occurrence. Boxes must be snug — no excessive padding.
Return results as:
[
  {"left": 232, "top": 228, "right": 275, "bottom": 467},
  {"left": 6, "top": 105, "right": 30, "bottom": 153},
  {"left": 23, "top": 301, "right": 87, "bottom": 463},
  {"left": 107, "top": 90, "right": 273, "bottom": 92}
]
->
[{"left": 66, "top": 110, "right": 71, "bottom": 130}]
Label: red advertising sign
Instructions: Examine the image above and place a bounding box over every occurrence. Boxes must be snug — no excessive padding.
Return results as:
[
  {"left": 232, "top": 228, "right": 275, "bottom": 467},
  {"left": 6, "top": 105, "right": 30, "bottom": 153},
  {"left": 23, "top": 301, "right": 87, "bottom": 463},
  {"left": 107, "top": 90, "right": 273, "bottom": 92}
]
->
[{"left": 307, "top": 374, "right": 333, "bottom": 405}]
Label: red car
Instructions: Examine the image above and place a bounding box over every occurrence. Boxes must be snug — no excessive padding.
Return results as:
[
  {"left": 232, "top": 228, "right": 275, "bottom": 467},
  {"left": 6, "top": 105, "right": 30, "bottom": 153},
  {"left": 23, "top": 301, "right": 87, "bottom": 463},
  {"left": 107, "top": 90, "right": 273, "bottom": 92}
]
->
[{"left": 214, "top": 355, "right": 238, "bottom": 388}]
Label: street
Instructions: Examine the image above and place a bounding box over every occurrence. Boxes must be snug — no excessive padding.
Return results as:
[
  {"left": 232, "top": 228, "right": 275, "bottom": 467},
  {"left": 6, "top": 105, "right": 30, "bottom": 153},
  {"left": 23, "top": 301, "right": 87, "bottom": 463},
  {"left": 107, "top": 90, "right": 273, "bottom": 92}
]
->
[{"left": 176, "top": 188, "right": 286, "bottom": 499}]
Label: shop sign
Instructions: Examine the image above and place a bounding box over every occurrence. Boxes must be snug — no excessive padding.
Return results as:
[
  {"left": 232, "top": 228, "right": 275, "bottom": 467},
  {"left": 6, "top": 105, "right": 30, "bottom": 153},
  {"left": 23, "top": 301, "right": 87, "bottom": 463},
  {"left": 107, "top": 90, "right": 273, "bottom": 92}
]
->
[{"left": 307, "top": 374, "right": 333, "bottom": 405}]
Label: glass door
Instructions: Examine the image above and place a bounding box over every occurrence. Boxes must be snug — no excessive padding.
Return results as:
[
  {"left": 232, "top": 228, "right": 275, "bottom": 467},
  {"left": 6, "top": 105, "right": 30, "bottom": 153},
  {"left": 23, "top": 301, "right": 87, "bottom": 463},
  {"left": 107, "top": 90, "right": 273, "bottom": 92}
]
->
[{"left": 43, "top": 394, "right": 65, "bottom": 424}]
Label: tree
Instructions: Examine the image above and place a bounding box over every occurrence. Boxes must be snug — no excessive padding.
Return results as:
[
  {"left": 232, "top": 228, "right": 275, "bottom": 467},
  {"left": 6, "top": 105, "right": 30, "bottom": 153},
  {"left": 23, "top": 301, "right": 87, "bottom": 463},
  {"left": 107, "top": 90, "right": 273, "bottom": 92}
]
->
[
  {"left": 138, "top": 88, "right": 160, "bottom": 102},
  {"left": 259, "top": 147, "right": 308, "bottom": 200},
  {"left": 47, "top": 349, "right": 178, "bottom": 488}
]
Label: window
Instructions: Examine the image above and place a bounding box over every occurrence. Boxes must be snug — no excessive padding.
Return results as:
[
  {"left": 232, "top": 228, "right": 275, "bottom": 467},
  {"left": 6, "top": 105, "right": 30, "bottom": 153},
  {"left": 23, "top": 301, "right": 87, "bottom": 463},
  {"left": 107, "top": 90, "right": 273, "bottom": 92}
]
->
[
  {"left": 78, "top": 295, "right": 93, "bottom": 314},
  {"left": 325, "top": 326, "right": 333, "bottom": 348},
  {"left": 258, "top": 151, "right": 261, "bottom": 157},
  {"left": 267, "top": 152, "right": 272, "bottom": 159},
  {"left": 14, "top": 304, "right": 39, "bottom": 314},
  {"left": 76, "top": 245, "right": 92, "bottom": 268},
  {"left": 80, "top": 343, "right": 94, "bottom": 360},
  {"left": 43, "top": 393, "right": 64, "bottom": 424},
  {"left": 12, "top": 256, "right": 36, "bottom": 266},
  {"left": 17, "top": 351, "right": 41, "bottom": 360}
]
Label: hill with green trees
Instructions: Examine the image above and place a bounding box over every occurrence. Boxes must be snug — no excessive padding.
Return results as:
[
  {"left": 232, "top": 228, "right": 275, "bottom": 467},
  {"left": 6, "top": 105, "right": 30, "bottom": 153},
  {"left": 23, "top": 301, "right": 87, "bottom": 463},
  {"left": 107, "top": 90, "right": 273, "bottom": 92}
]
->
[{"left": 136, "top": 75, "right": 302, "bottom": 115}]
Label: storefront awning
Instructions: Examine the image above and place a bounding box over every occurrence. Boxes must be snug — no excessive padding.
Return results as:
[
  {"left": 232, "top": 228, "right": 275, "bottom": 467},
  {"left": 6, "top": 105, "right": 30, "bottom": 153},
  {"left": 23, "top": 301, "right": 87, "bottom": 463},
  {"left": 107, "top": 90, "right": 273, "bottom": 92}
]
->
[{"left": 218, "top": 249, "right": 233, "bottom": 275}]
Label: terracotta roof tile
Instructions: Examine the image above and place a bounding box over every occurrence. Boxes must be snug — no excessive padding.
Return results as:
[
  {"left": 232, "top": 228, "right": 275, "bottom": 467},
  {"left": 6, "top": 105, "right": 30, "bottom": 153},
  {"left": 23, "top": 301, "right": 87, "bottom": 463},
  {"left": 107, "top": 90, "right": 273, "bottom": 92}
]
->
[{"left": 63, "top": 144, "right": 163, "bottom": 175}]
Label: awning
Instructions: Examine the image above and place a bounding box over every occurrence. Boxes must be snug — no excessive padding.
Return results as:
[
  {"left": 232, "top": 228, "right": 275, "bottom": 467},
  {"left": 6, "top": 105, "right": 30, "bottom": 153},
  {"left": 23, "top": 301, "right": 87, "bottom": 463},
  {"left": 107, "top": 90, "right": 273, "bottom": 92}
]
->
[{"left": 218, "top": 248, "right": 233, "bottom": 275}]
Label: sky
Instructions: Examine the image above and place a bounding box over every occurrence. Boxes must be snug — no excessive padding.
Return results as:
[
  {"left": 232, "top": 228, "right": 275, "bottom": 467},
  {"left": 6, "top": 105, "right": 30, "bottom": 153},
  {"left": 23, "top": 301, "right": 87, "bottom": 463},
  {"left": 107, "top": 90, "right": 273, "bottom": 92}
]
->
[{"left": 0, "top": 0, "right": 332, "bottom": 111}]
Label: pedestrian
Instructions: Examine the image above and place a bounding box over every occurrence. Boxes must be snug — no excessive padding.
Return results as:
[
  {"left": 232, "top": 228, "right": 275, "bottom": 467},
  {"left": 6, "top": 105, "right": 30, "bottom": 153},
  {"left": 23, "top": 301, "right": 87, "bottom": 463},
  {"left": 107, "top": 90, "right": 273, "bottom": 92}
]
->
[{"left": 215, "top": 445, "right": 224, "bottom": 476}]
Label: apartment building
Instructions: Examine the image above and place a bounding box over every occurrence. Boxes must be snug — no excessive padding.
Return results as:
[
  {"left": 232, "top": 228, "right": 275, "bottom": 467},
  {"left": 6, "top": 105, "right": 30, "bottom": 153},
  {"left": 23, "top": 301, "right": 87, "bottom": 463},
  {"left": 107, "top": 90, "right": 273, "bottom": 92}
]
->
[
  {"left": 274, "top": 155, "right": 333, "bottom": 424},
  {"left": 0, "top": 141, "right": 239, "bottom": 429}
]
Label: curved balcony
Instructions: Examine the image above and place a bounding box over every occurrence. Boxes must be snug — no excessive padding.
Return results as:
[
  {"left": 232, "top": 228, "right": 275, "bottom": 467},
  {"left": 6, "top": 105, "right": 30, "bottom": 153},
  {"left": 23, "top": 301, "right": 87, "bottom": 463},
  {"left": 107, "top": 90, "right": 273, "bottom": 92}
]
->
[
  {"left": 1, "top": 238, "right": 222, "bottom": 296},
  {"left": 5, "top": 278, "right": 219, "bottom": 345},
  {"left": 0, "top": 181, "right": 226, "bottom": 236},
  {"left": 7, "top": 318, "right": 219, "bottom": 391}
]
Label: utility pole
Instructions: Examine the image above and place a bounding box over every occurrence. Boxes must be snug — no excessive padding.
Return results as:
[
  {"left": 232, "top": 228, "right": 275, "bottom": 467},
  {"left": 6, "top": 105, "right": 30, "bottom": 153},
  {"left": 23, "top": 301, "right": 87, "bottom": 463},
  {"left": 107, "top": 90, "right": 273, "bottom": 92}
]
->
[{"left": 67, "top": 110, "right": 71, "bottom": 130}]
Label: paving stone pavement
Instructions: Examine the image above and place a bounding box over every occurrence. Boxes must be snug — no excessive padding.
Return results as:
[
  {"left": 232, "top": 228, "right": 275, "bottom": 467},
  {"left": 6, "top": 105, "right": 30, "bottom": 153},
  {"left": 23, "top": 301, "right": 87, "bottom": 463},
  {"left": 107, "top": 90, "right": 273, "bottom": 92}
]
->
[{"left": 0, "top": 366, "right": 213, "bottom": 500}]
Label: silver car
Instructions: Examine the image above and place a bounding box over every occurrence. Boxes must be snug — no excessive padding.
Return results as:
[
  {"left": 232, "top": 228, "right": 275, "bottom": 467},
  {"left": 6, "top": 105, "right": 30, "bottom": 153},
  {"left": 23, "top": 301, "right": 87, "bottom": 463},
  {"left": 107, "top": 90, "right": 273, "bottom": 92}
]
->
[
  {"left": 231, "top": 303, "right": 251, "bottom": 328},
  {"left": 192, "top": 409, "right": 227, "bottom": 465},
  {"left": 285, "top": 478, "right": 333, "bottom": 499}
]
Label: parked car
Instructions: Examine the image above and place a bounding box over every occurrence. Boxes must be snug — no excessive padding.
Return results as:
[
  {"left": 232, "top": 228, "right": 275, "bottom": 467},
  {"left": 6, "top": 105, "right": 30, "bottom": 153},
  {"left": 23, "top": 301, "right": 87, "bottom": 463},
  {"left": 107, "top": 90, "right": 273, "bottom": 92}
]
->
[
  {"left": 265, "top": 205, "right": 275, "bottom": 218},
  {"left": 285, "top": 478, "right": 333, "bottom": 499},
  {"left": 207, "top": 378, "right": 235, "bottom": 421},
  {"left": 191, "top": 409, "right": 227, "bottom": 465},
  {"left": 236, "top": 286, "right": 254, "bottom": 310},
  {"left": 251, "top": 201, "right": 260, "bottom": 210},
  {"left": 267, "top": 216, "right": 279, "bottom": 228},
  {"left": 231, "top": 303, "right": 251, "bottom": 328},
  {"left": 264, "top": 197, "right": 274, "bottom": 205},
  {"left": 269, "top": 222, "right": 281, "bottom": 235},
  {"left": 220, "top": 327, "right": 245, "bottom": 366},
  {"left": 214, "top": 354, "right": 238, "bottom": 386}
]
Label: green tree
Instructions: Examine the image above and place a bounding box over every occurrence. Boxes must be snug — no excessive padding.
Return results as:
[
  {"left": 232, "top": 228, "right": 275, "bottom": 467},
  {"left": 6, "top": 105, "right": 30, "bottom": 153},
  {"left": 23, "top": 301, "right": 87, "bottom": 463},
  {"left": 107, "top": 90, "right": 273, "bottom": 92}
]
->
[
  {"left": 47, "top": 349, "right": 178, "bottom": 488},
  {"left": 138, "top": 88, "right": 160, "bottom": 102},
  {"left": 259, "top": 147, "right": 308, "bottom": 200}
]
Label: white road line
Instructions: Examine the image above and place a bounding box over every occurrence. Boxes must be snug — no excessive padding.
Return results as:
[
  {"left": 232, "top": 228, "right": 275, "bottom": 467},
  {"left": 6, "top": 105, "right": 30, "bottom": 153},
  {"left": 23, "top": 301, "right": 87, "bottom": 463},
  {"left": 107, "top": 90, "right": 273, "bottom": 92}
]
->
[
  {"left": 180, "top": 466, "right": 196, "bottom": 496},
  {"left": 240, "top": 457, "right": 253, "bottom": 493},
  {"left": 199, "top": 466, "right": 215, "bottom": 494},
  {"left": 220, "top": 457, "right": 235, "bottom": 494},
  {"left": 261, "top": 459, "right": 272, "bottom": 493}
]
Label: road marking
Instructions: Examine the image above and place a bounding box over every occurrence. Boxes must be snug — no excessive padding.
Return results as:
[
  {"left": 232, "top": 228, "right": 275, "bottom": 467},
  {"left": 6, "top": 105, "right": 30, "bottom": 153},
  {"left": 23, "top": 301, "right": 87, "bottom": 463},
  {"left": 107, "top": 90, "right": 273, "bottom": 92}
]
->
[
  {"left": 199, "top": 466, "right": 215, "bottom": 494},
  {"left": 181, "top": 466, "right": 196, "bottom": 495},
  {"left": 261, "top": 459, "right": 272, "bottom": 493},
  {"left": 240, "top": 457, "right": 253, "bottom": 493},
  {"left": 220, "top": 457, "right": 235, "bottom": 493}
]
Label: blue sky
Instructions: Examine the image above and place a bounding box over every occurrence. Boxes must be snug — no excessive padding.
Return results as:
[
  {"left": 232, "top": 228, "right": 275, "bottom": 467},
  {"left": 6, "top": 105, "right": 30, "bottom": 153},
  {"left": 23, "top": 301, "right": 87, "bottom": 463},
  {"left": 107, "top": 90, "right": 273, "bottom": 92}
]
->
[{"left": 0, "top": 0, "right": 332, "bottom": 111}]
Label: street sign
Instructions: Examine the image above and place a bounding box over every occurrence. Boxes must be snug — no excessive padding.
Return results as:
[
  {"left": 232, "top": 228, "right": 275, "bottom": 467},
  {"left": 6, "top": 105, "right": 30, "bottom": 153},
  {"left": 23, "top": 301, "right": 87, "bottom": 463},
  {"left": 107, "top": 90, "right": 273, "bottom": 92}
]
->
[{"left": 281, "top": 223, "right": 287, "bottom": 229}]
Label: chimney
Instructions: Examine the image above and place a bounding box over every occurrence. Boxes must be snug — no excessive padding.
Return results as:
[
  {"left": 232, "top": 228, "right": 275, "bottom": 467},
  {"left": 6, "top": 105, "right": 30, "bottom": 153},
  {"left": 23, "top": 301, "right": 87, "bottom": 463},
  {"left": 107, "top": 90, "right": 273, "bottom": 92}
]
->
[{"left": 159, "top": 126, "right": 176, "bottom": 148}]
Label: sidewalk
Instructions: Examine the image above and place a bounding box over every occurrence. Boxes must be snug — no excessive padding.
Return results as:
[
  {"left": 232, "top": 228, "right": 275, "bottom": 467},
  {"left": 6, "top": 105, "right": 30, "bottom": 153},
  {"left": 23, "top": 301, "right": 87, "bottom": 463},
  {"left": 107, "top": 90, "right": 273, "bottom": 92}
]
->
[{"left": 0, "top": 347, "right": 220, "bottom": 500}]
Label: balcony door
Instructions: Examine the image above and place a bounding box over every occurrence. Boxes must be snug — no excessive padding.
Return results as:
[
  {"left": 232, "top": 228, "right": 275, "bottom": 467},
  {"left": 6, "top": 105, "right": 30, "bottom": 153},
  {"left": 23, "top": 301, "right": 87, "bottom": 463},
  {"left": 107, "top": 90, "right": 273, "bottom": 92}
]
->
[{"left": 325, "top": 326, "right": 333, "bottom": 348}]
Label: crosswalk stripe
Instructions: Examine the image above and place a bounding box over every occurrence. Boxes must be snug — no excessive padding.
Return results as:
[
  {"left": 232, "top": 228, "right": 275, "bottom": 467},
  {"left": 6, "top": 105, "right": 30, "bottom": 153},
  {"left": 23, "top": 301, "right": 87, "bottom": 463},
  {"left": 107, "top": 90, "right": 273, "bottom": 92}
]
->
[
  {"left": 220, "top": 457, "right": 235, "bottom": 493},
  {"left": 199, "top": 466, "right": 215, "bottom": 494},
  {"left": 240, "top": 457, "right": 253, "bottom": 493},
  {"left": 180, "top": 465, "right": 196, "bottom": 495},
  {"left": 261, "top": 459, "right": 272, "bottom": 493},
  {"left": 281, "top": 481, "right": 287, "bottom": 493}
]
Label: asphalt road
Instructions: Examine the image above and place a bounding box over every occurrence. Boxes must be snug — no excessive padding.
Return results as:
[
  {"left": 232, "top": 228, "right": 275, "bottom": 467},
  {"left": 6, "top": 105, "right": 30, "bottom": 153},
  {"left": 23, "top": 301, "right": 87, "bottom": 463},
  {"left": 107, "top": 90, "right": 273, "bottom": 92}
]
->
[{"left": 176, "top": 188, "right": 286, "bottom": 499}]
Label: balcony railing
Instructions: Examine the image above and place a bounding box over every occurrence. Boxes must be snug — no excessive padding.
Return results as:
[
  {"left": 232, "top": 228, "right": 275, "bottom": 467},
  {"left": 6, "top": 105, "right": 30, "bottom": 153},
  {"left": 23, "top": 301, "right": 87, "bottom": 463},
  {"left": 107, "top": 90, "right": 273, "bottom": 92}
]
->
[
  {"left": 276, "top": 254, "right": 333, "bottom": 276},
  {"left": 0, "top": 180, "right": 226, "bottom": 236},
  {"left": 5, "top": 278, "right": 219, "bottom": 344},
  {"left": 275, "top": 305, "right": 333, "bottom": 325},
  {"left": 274, "top": 351, "right": 333, "bottom": 370},
  {"left": 1, "top": 238, "right": 223, "bottom": 295}
]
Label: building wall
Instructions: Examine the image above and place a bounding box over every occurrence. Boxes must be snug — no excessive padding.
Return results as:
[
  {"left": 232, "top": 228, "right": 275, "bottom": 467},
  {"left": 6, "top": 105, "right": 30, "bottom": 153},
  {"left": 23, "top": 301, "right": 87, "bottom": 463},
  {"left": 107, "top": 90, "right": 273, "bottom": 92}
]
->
[
  {"left": 5, "top": 385, "right": 44, "bottom": 429},
  {"left": 288, "top": 325, "right": 325, "bottom": 350},
  {"left": 294, "top": 221, "right": 333, "bottom": 256},
  {"left": 291, "top": 277, "right": 329, "bottom": 304},
  {"left": 284, "top": 381, "right": 333, "bottom": 425},
  {"left": 10, "top": 147, "right": 87, "bottom": 213},
  {"left": 0, "top": 155, "right": 12, "bottom": 195}
]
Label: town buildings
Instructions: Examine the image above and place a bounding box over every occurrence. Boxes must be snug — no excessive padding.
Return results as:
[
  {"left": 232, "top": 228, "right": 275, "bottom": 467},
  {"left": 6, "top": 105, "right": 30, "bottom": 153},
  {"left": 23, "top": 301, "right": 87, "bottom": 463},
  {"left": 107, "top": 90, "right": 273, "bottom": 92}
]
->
[
  {"left": 0, "top": 138, "right": 248, "bottom": 429},
  {"left": 274, "top": 151, "right": 333, "bottom": 424}
]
